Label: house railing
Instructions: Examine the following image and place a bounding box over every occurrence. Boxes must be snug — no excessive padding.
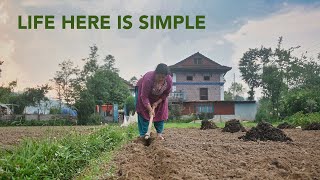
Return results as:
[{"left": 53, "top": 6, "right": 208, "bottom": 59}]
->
[{"left": 169, "top": 91, "right": 187, "bottom": 102}]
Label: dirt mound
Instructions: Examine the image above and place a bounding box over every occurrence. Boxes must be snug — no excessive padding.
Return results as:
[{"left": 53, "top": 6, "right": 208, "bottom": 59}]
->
[
  {"left": 200, "top": 120, "right": 217, "bottom": 130},
  {"left": 277, "top": 122, "right": 295, "bottom": 129},
  {"left": 222, "top": 119, "right": 246, "bottom": 133},
  {"left": 239, "top": 121, "right": 292, "bottom": 142},
  {"left": 303, "top": 122, "right": 320, "bottom": 130}
]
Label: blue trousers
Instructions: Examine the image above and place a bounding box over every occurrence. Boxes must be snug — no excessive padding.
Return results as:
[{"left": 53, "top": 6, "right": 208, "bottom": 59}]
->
[
  {"left": 138, "top": 114, "right": 164, "bottom": 136},
  {"left": 135, "top": 86, "right": 164, "bottom": 136}
]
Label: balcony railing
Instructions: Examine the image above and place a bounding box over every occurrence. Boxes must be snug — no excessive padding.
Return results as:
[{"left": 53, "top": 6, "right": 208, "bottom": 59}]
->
[{"left": 169, "top": 91, "right": 187, "bottom": 102}]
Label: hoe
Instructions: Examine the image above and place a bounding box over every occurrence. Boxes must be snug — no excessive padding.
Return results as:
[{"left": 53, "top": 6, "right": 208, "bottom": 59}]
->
[{"left": 144, "top": 107, "right": 155, "bottom": 146}]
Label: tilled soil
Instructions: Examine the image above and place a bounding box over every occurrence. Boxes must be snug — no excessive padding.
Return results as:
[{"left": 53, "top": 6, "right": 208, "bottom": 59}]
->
[
  {"left": 0, "top": 126, "right": 100, "bottom": 150},
  {"left": 104, "top": 128, "right": 320, "bottom": 180}
]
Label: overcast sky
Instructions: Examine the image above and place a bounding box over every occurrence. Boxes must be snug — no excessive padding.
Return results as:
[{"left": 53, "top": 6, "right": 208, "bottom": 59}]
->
[{"left": 1, "top": 0, "right": 320, "bottom": 99}]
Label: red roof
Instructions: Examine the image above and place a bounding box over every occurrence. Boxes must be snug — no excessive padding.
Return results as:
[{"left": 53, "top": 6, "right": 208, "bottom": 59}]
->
[{"left": 169, "top": 52, "right": 231, "bottom": 73}]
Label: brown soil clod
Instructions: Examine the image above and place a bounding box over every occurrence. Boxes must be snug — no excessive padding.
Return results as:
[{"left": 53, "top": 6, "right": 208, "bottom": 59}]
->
[
  {"left": 277, "top": 122, "right": 295, "bottom": 129},
  {"left": 133, "top": 133, "right": 156, "bottom": 146},
  {"left": 222, "top": 119, "right": 246, "bottom": 133},
  {"left": 239, "top": 121, "right": 292, "bottom": 142},
  {"left": 303, "top": 122, "right": 320, "bottom": 130},
  {"left": 200, "top": 120, "right": 218, "bottom": 130}
]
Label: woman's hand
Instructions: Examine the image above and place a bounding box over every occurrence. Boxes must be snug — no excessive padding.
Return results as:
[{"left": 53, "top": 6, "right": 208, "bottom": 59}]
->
[
  {"left": 149, "top": 109, "right": 155, "bottom": 118},
  {"left": 152, "top": 99, "right": 163, "bottom": 109},
  {"left": 147, "top": 103, "right": 155, "bottom": 118},
  {"left": 152, "top": 102, "right": 159, "bottom": 109}
]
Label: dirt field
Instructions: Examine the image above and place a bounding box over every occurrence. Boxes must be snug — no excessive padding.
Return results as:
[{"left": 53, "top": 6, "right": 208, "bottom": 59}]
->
[
  {"left": 0, "top": 126, "right": 101, "bottom": 149},
  {"left": 106, "top": 128, "right": 320, "bottom": 180}
]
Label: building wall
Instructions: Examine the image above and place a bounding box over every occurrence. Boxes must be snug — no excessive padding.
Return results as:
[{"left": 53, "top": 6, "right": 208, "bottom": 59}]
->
[
  {"left": 179, "top": 101, "right": 257, "bottom": 121},
  {"left": 174, "top": 72, "right": 222, "bottom": 101},
  {"left": 235, "top": 103, "right": 257, "bottom": 121},
  {"left": 175, "top": 72, "right": 220, "bottom": 82}
]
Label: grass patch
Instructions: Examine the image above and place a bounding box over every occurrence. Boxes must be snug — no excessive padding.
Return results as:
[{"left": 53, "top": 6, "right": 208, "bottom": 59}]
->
[
  {"left": 165, "top": 122, "right": 200, "bottom": 129},
  {"left": 241, "top": 121, "right": 258, "bottom": 128},
  {"left": 0, "top": 125, "right": 137, "bottom": 179}
]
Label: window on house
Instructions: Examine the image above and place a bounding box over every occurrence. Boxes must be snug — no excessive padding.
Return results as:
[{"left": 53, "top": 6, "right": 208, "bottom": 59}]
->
[
  {"left": 196, "top": 104, "right": 214, "bottom": 113},
  {"left": 194, "top": 58, "right": 202, "bottom": 64},
  {"left": 186, "top": 76, "right": 193, "bottom": 81},
  {"left": 204, "top": 75, "right": 210, "bottom": 81},
  {"left": 200, "top": 88, "right": 208, "bottom": 100}
]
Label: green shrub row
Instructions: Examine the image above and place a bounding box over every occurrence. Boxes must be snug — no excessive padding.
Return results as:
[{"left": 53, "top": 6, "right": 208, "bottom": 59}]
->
[
  {"left": 284, "top": 111, "right": 320, "bottom": 127},
  {"left": 0, "top": 125, "right": 137, "bottom": 179}
]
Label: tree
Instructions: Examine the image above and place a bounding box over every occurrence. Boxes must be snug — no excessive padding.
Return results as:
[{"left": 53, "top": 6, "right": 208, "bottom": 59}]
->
[
  {"left": 101, "top": 55, "right": 119, "bottom": 73},
  {"left": 129, "top": 76, "right": 138, "bottom": 84},
  {"left": 125, "top": 96, "right": 135, "bottom": 115},
  {"left": 81, "top": 45, "right": 99, "bottom": 80},
  {"left": 8, "top": 84, "right": 51, "bottom": 114},
  {"left": 53, "top": 60, "right": 80, "bottom": 106},
  {"left": 239, "top": 48, "right": 261, "bottom": 100},
  {"left": 23, "top": 84, "right": 51, "bottom": 113},
  {"left": 75, "top": 90, "right": 96, "bottom": 125},
  {"left": 0, "top": 81, "right": 17, "bottom": 104},
  {"left": 224, "top": 91, "right": 233, "bottom": 101},
  {"left": 86, "top": 69, "right": 130, "bottom": 105},
  {"left": 261, "top": 65, "right": 285, "bottom": 117},
  {"left": 242, "top": 37, "right": 320, "bottom": 120},
  {"left": 0, "top": 86, "right": 11, "bottom": 103},
  {"left": 228, "top": 82, "right": 245, "bottom": 100}
]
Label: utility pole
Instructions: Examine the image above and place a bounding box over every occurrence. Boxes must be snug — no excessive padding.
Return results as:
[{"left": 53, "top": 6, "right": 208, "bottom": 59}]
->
[{"left": 233, "top": 73, "right": 235, "bottom": 100}]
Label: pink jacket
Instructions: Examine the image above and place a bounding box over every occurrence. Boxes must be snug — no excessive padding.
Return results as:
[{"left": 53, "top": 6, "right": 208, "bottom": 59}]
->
[{"left": 136, "top": 71, "right": 172, "bottom": 122}]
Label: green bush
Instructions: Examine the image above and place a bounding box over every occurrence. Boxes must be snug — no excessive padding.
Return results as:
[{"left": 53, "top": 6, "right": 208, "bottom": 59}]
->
[
  {"left": 0, "top": 125, "right": 137, "bottom": 179},
  {"left": 49, "top": 107, "right": 60, "bottom": 114},
  {"left": 125, "top": 96, "right": 135, "bottom": 115},
  {"left": 198, "top": 113, "right": 213, "bottom": 120},
  {"left": 169, "top": 114, "right": 196, "bottom": 123},
  {"left": 284, "top": 111, "right": 320, "bottom": 127},
  {"left": 87, "top": 114, "right": 103, "bottom": 125},
  {"left": 282, "top": 89, "right": 320, "bottom": 116},
  {"left": 255, "top": 98, "right": 278, "bottom": 122},
  {"left": 168, "top": 103, "right": 183, "bottom": 120}
]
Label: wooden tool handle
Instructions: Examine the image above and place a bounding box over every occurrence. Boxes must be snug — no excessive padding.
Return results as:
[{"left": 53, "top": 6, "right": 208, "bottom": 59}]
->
[{"left": 145, "top": 107, "right": 155, "bottom": 139}]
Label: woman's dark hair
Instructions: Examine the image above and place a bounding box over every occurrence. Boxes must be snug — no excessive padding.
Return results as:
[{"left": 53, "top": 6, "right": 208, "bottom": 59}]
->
[{"left": 155, "top": 63, "right": 170, "bottom": 75}]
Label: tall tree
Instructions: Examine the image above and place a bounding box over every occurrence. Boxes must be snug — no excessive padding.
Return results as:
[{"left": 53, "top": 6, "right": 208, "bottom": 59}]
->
[
  {"left": 81, "top": 45, "right": 99, "bottom": 79},
  {"left": 261, "top": 65, "right": 284, "bottom": 117},
  {"left": 22, "top": 84, "right": 51, "bottom": 114},
  {"left": 101, "top": 55, "right": 119, "bottom": 73},
  {"left": 239, "top": 48, "right": 261, "bottom": 100},
  {"left": 228, "top": 82, "right": 245, "bottom": 99},
  {"left": 86, "top": 69, "right": 130, "bottom": 105},
  {"left": 129, "top": 76, "right": 138, "bottom": 84},
  {"left": 75, "top": 90, "right": 96, "bottom": 125},
  {"left": 53, "top": 60, "right": 80, "bottom": 106}
]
